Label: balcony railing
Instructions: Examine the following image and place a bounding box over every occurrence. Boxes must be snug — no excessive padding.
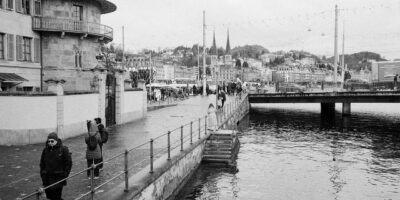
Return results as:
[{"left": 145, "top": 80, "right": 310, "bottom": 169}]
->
[{"left": 32, "top": 16, "right": 113, "bottom": 41}]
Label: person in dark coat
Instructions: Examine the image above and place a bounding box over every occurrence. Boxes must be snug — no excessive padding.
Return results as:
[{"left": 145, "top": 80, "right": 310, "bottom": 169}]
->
[
  {"left": 94, "top": 118, "right": 106, "bottom": 169},
  {"left": 219, "top": 90, "right": 226, "bottom": 108},
  {"left": 40, "top": 132, "right": 72, "bottom": 200},
  {"left": 85, "top": 120, "right": 103, "bottom": 178}
]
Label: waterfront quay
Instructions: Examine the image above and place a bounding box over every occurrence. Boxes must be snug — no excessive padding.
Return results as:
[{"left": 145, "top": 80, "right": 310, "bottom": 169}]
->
[{"left": 0, "top": 95, "right": 233, "bottom": 200}]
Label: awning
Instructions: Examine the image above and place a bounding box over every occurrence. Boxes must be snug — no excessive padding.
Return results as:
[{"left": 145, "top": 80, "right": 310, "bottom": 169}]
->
[{"left": 0, "top": 73, "right": 28, "bottom": 82}]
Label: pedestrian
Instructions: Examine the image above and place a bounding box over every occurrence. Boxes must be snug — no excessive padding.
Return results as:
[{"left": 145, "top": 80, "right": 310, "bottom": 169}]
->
[
  {"left": 94, "top": 118, "right": 108, "bottom": 169},
  {"left": 207, "top": 103, "right": 218, "bottom": 132},
  {"left": 219, "top": 90, "right": 226, "bottom": 108},
  {"left": 394, "top": 74, "right": 398, "bottom": 90},
  {"left": 40, "top": 132, "right": 72, "bottom": 200},
  {"left": 85, "top": 120, "right": 103, "bottom": 179}
]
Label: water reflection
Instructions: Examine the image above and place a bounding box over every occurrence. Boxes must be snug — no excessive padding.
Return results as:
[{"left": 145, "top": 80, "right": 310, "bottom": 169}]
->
[{"left": 178, "top": 104, "right": 400, "bottom": 200}]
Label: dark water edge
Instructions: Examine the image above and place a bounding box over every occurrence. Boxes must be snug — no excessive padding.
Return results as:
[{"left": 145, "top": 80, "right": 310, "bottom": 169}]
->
[{"left": 176, "top": 103, "right": 400, "bottom": 200}]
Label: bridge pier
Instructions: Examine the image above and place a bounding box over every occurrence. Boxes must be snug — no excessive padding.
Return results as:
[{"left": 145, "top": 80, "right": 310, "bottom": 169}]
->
[
  {"left": 321, "top": 103, "right": 335, "bottom": 116},
  {"left": 342, "top": 102, "right": 351, "bottom": 116}
]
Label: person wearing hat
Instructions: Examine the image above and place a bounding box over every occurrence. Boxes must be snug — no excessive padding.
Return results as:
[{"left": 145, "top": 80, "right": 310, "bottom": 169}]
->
[{"left": 40, "top": 132, "right": 72, "bottom": 200}]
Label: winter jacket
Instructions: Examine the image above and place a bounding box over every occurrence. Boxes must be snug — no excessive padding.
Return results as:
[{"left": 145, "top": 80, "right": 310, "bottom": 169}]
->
[
  {"left": 85, "top": 132, "right": 102, "bottom": 159},
  {"left": 40, "top": 140, "right": 72, "bottom": 189}
]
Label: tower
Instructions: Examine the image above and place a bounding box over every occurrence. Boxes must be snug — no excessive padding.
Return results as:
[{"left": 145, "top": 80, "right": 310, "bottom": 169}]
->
[
  {"left": 224, "top": 28, "right": 232, "bottom": 64},
  {"left": 210, "top": 30, "right": 218, "bottom": 66}
]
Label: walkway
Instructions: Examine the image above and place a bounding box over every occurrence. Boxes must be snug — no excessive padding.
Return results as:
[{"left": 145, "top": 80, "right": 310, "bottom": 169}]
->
[{"left": 0, "top": 94, "right": 232, "bottom": 200}]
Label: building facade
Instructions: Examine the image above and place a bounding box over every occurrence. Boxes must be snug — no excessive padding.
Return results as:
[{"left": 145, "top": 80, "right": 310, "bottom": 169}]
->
[{"left": 0, "top": 0, "right": 116, "bottom": 92}]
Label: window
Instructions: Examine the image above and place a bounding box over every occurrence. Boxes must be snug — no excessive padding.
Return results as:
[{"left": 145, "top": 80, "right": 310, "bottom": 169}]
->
[
  {"left": 23, "top": 37, "right": 31, "bottom": 61},
  {"left": 75, "top": 51, "right": 82, "bottom": 68},
  {"left": 72, "top": 5, "right": 83, "bottom": 21},
  {"left": 33, "top": 0, "right": 40, "bottom": 15},
  {"left": 22, "top": 0, "right": 30, "bottom": 14},
  {"left": 0, "top": 33, "right": 4, "bottom": 60},
  {"left": 16, "top": 36, "right": 31, "bottom": 61},
  {"left": 6, "top": 0, "right": 13, "bottom": 10}
]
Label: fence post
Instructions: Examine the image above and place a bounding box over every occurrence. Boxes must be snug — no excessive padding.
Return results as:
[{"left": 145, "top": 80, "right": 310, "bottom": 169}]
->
[
  {"left": 90, "top": 163, "right": 95, "bottom": 200},
  {"left": 35, "top": 188, "right": 42, "bottom": 200},
  {"left": 180, "top": 126, "right": 183, "bottom": 151},
  {"left": 167, "top": 131, "right": 171, "bottom": 160},
  {"left": 124, "top": 149, "right": 129, "bottom": 192},
  {"left": 198, "top": 118, "right": 201, "bottom": 139},
  {"left": 190, "top": 121, "right": 193, "bottom": 145},
  {"left": 150, "top": 139, "right": 154, "bottom": 173},
  {"left": 205, "top": 115, "right": 207, "bottom": 135}
]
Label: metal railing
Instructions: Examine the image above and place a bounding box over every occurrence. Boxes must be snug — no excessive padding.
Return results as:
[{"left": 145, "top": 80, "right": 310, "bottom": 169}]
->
[
  {"left": 249, "top": 90, "right": 400, "bottom": 97},
  {"left": 32, "top": 17, "right": 113, "bottom": 40},
  {"left": 19, "top": 92, "right": 249, "bottom": 200}
]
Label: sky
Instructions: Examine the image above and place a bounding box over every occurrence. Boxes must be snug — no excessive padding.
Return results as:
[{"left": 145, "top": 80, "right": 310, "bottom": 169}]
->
[{"left": 102, "top": 0, "right": 400, "bottom": 60}]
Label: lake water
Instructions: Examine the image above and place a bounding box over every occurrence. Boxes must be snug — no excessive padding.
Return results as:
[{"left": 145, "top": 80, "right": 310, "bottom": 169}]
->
[{"left": 177, "top": 103, "right": 400, "bottom": 200}]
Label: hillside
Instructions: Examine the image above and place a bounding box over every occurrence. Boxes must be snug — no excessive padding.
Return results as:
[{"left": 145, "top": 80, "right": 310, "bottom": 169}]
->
[
  {"left": 327, "top": 51, "right": 387, "bottom": 71},
  {"left": 231, "top": 45, "right": 269, "bottom": 59}
]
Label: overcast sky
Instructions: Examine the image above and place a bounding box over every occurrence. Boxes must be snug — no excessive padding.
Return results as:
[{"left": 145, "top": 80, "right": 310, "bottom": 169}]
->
[{"left": 102, "top": 0, "right": 400, "bottom": 59}]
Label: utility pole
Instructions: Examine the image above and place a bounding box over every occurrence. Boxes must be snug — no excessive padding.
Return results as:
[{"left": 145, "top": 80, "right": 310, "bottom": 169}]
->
[
  {"left": 333, "top": 5, "right": 339, "bottom": 91},
  {"left": 197, "top": 44, "right": 200, "bottom": 81},
  {"left": 122, "top": 26, "right": 125, "bottom": 69},
  {"left": 341, "top": 20, "right": 345, "bottom": 89},
  {"left": 149, "top": 52, "right": 152, "bottom": 96},
  {"left": 202, "top": 11, "right": 207, "bottom": 96}
]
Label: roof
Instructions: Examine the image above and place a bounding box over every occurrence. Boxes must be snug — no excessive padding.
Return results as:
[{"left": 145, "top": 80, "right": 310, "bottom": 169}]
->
[
  {"left": 92, "top": 0, "right": 117, "bottom": 14},
  {"left": 0, "top": 73, "right": 28, "bottom": 82}
]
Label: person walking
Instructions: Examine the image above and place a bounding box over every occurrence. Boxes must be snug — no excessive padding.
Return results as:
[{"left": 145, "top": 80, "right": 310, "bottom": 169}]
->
[
  {"left": 85, "top": 120, "right": 103, "bottom": 178},
  {"left": 94, "top": 118, "right": 108, "bottom": 169},
  {"left": 394, "top": 74, "right": 398, "bottom": 90},
  {"left": 40, "top": 132, "right": 72, "bottom": 200},
  {"left": 207, "top": 103, "right": 218, "bottom": 132},
  {"left": 219, "top": 90, "right": 226, "bottom": 108}
]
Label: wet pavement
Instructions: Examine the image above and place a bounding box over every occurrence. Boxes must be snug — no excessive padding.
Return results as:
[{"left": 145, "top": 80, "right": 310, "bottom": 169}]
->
[{"left": 0, "top": 94, "right": 233, "bottom": 200}]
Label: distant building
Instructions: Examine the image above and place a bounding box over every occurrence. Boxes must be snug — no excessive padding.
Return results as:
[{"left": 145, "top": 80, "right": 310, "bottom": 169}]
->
[{"left": 371, "top": 61, "right": 400, "bottom": 82}]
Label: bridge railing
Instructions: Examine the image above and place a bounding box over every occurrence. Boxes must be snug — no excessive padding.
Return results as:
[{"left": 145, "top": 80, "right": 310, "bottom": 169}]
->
[
  {"left": 250, "top": 90, "right": 400, "bottom": 97},
  {"left": 19, "top": 93, "right": 246, "bottom": 200}
]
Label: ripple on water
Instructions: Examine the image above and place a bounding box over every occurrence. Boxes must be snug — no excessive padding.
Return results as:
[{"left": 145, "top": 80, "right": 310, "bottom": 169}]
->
[{"left": 178, "top": 104, "right": 400, "bottom": 200}]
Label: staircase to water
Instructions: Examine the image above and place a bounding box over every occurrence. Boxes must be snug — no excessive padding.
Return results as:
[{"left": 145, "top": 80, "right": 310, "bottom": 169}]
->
[{"left": 202, "top": 130, "right": 240, "bottom": 164}]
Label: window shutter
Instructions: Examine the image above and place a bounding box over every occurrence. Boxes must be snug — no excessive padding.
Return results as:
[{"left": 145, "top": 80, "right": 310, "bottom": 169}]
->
[
  {"left": 7, "top": 34, "right": 14, "bottom": 61},
  {"left": 7, "top": 0, "right": 13, "bottom": 10},
  {"left": 15, "top": 0, "right": 22, "bottom": 13},
  {"left": 34, "top": 38, "right": 39, "bottom": 63},
  {"left": 16, "top": 35, "right": 22, "bottom": 61}
]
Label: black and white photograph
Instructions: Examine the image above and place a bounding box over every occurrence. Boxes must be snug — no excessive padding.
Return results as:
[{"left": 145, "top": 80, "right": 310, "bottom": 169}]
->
[{"left": 1, "top": 0, "right": 400, "bottom": 199}]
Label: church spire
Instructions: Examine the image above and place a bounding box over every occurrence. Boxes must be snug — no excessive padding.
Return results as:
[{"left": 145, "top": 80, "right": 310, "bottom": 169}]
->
[
  {"left": 225, "top": 28, "right": 231, "bottom": 55},
  {"left": 211, "top": 30, "right": 217, "bottom": 55}
]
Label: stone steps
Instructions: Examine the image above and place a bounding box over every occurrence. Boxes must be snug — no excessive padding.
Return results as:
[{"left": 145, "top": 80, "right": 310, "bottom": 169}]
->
[{"left": 202, "top": 130, "right": 239, "bottom": 164}]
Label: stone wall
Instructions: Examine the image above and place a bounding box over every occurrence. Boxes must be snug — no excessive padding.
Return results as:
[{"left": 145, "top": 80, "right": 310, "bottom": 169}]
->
[
  {"left": 42, "top": 33, "right": 100, "bottom": 91},
  {"left": 98, "top": 137, "right": 207, "bottom": 200},
  {"left": 42, "top": 0, "right": 101, "bottom": 23}
]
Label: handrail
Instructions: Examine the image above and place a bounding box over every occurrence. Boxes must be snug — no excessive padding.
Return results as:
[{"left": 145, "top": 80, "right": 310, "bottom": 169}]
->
[
  {"left": 249, "top": 90, "right": 400, "bottom": 98},
  {"left": 19, "top": 93, "right": 247, "bottom": 200},
  {"left": 32, "top": 16, "right": 113, "bottom": 40}
]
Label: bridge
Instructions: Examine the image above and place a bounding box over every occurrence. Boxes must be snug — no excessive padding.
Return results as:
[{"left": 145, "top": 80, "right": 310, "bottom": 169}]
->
[{"left": 248, "top": 91, "right": 400, "bottom": 116}]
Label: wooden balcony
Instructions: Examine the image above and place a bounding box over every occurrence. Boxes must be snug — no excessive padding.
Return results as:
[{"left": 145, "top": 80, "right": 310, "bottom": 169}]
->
[{"left": 32, "top": 17, "right": 113, "bottom": 41}]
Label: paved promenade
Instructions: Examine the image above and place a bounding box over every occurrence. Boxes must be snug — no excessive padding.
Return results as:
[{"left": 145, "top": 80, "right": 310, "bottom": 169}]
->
[{"left": 0, "top": 94, "right": 231, "bottom": 200}]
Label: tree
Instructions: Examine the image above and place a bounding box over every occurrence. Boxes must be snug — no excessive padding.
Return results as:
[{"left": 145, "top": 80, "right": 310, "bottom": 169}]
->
[
  {"left": 235, "top": 59, "right": 242, "bottom": 69},
  {"left": 242, "top": 61, "right": 249, "bottom": 68},
  {"left": 129, "top": 68, "right": 156, "bottom": 86}
]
